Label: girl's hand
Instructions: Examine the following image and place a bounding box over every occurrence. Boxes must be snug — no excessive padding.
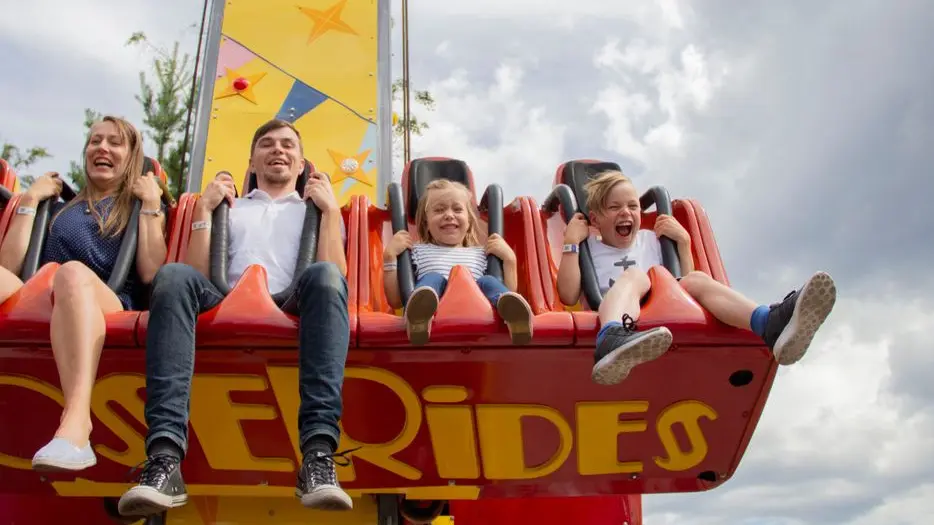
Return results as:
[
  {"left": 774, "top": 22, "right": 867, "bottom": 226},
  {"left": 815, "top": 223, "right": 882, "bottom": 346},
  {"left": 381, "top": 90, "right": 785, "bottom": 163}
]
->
[
  {"left": 383, "top": 230, "right": 412, "bottom": 261},
  {"left": 485, "top": 233, "right": 515, "bottom": 262}
]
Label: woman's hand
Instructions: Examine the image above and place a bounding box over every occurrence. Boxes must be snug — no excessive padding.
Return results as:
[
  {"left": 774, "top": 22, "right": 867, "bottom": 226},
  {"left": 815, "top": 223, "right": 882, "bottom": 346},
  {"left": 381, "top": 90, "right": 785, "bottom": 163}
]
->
[{"left": 24, "top": 172, "right": 64, "bottom": 203}]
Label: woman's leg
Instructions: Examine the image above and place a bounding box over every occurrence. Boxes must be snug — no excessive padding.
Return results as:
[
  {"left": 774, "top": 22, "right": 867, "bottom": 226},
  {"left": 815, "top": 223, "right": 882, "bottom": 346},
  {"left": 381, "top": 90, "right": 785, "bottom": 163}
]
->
[
  {"left": 32, "top": 261, "right": 123, "bottom": 471},
  {"left": 591, "top": 268, "right": 673, "bottom": 386},
  {"left": 680, "top": 270, "right": 836, "bottom": 365},
  {"left": 476, "top": 275, "right": 534, "bottom": 345},
  {"left": 0, "top": 265, "right": 23, "bottom": 304}
]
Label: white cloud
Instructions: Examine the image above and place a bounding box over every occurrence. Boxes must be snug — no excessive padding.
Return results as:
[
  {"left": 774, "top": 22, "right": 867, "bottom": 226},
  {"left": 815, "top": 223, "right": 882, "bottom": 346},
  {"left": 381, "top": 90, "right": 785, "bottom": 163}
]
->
[
  {"left": 404, "top": 64, "right": 567, "bottom": 202},
  {"left": 590, "top": 36, "right": 727, "bottom": 170}
]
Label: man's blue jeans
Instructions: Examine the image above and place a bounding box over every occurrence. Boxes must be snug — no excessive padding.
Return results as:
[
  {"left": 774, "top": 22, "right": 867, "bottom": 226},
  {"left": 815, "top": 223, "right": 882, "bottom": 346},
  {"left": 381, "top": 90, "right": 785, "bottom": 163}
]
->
[
  {"left": 413, "top": 271, "right": 508, "bottom": 305},
  {"left": 142, "top": 262, "right": 350, "bottom": 457}
]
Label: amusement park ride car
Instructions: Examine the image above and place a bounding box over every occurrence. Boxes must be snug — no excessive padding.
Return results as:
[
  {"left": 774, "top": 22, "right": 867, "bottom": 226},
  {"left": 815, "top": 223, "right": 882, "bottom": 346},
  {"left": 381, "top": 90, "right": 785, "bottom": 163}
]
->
[
  {"left": 0, "top": 153, "right": 780, "bottom": 525},
  {"left": 0, "top": 0, "right": 785, "bottom": 523}
]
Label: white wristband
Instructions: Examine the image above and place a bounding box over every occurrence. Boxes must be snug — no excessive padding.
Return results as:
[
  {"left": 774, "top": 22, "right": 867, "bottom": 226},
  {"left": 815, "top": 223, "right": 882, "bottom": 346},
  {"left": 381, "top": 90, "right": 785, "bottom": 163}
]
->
[
  {"left": 16, "top": 206, "right": 36, "bottom": 216},
  {"left": 191, "top": 220, "right": 211, "bottom": 231}
]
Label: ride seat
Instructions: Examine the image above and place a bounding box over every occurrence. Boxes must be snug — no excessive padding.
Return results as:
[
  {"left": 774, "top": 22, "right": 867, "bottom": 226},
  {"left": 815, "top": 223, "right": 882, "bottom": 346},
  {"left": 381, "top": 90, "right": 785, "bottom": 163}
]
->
[
  {"left": 136, "top": 160, "right": 362, "bottom": 348},
  {"left": 533, "top": 159, "right": 760, "bottom": 346},
  {"left": 356, "top": 156, "right": 573, "bottom": 347},
  {"left": 0, "top": 159, "right": 17, "bottom": 209},
  {"left": 0, "top": 158, "right": 177, "bottom": 348}
]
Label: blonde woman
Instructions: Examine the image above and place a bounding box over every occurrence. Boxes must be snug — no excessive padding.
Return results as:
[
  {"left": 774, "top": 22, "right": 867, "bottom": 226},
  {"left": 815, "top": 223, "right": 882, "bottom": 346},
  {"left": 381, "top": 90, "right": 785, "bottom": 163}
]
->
[{"left": 0, "top": 116, "right": 168, "bottom": 471}]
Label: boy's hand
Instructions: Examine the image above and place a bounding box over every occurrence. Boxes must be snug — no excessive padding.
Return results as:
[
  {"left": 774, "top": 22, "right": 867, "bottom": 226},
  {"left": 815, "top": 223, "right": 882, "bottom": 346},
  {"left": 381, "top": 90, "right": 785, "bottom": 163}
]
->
[
  {"left": 485, "top": 233, "right": 515, "bottom": 262},
  {"left": 654, "top": 214, "right": 690, "bottom": 246},
  {"left": 563, "top": 213, "right": 590, "bottom": 245}
]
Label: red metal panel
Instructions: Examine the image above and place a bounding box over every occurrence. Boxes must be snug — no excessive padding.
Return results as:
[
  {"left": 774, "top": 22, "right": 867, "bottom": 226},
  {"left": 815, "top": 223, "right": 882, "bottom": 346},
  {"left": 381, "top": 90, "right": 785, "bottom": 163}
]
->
[{"left": 450, "top": 495, "right": 641, "bottom": 525}]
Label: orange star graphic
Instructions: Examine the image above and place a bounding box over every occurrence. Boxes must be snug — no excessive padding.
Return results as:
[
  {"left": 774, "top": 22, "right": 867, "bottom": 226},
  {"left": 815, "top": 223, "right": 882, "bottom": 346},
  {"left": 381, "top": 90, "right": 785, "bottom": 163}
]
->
[
  {"left": 298, "top": 0, "right": 358, "bottom": 44},
  {"left": 215, "top": 67, "right": 267, "bottom": 104},
  {"left": 327, "top": 148, "right": 373, "bottom": 186}
]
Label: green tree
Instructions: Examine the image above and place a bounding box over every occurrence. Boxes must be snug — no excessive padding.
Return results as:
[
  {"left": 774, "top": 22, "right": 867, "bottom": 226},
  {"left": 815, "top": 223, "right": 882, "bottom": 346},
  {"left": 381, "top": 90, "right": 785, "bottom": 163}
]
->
[
  {"left": 126, "top": 31, "right": 197, "bottom": 198},
  {"left": 1, "top": 141, "right": 52, "bottom": 187},
  {"left": 392, "top": 79, "right": 435, "bottom": 137},
  {"left": 391, "top": 79, "right": 436, "bottom": 176}
]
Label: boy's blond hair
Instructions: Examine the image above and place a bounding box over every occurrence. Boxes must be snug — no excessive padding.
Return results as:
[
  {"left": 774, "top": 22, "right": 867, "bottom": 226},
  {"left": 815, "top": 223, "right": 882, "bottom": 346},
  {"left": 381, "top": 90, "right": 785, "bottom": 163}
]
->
[
  {"left": 583, "top": 170, "right": 634, "bottom": 216},
  {"left": 414, "top": 179, "right": 482, "bottom": 247}
]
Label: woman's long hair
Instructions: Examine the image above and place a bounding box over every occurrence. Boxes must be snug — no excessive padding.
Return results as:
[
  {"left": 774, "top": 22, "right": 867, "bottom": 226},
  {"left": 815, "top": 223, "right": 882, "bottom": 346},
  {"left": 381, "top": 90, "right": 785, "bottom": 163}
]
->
[{"left": 52, "top": 116, "right": 145, "bottom": 238}]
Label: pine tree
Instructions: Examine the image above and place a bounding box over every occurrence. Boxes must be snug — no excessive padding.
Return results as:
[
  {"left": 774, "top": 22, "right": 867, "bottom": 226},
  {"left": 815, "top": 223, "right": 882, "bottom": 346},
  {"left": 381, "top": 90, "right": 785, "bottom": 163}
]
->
[{"left": 126, "top": 31, "right": 197, "bottom": 198}]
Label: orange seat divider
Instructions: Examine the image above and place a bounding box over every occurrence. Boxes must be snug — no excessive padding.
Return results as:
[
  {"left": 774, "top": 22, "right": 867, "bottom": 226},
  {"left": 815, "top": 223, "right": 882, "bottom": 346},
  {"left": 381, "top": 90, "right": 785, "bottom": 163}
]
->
[{"left": 0, "top": 263, "right": 140, "bottom": 347}]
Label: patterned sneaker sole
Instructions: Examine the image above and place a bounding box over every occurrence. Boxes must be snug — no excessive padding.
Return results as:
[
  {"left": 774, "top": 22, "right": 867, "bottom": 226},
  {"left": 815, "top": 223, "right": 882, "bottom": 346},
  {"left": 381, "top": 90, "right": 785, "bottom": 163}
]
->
[
  {"left": 591, "top": 327, "right": 673, "bottom": 386},
  {"left": 117, "top": 487, "right": 188, "bottom": 517},
  {"left": 31, "top": 456, "right": 97, "bottom": 472},
  {"left": 405, "top": 289, "right": 438, "bottom": 346},
  {"left": 773, "top": 271, "right": 837, "bottom": 366},
  {"left": 297, "top": 486, "right": 354, "bottom": 511},
  {"left": 498, "top": 293, "right": 534, "bottom": 345}
]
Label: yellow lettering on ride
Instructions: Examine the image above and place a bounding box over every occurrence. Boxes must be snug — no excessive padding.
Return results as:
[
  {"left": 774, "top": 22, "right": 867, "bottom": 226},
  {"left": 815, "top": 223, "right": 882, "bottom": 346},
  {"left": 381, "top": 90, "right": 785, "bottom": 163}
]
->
[
  {"left": 475, "top": 405, "right": 572, "bottom": 480},
  {"left": 654, "top": 400, "right": 718, "bottom": 472},
  {"left": 423, "top": 385, "right": 480, "bottom": 479},
  {"left": 265, "top": 366, "right": 304, "bottom": 464},
  {"left": 90, "top": 374, "right": 148, "bottom": 467},
  {"left": 575, "top": 401, "right": 648, "bottom": 475},
  {"left": 335, "top": 367, "right": 423, "bottom": 481},
  {"left": 0, "top": 375, "right": 65, "bottom": 470},
  {"left": 189, "top": 374, "right": 294, "bottom": 472}
]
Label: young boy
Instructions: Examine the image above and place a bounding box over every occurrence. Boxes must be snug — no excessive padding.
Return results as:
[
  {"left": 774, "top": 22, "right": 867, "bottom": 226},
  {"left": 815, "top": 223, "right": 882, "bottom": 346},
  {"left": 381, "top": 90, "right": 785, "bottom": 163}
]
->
[{"left": 556, "top": 170, "right": 837, "bottom": 385}]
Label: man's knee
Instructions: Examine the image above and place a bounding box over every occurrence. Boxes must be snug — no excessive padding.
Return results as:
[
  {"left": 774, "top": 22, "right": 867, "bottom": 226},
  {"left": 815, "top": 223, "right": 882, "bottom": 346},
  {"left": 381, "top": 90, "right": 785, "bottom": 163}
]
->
[
  {"left": 298, "top": 262, "right": 347, "bottom": 298},
  {"left": 151, "top": 263, "right": 202, "bottom": 297}
]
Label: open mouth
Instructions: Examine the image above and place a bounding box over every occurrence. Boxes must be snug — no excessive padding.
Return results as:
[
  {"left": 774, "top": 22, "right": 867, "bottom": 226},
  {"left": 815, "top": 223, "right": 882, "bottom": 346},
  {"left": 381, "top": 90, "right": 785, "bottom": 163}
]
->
[
  {"left": 441, "top": 224, "right": 459, "bottom": 232},
  {"left": 93, "top": 158, "right": 114, "bottom": 168},
  {"left": 615, "top": 222, "right": 633, "bottom": 237},
  {"left": 268, "top": 158, "right": 288, "bottom": 167}
]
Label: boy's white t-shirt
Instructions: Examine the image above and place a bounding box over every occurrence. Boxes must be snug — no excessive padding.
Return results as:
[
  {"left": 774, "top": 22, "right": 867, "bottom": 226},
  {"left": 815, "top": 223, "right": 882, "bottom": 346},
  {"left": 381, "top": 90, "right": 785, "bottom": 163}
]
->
[{"left": 587, "top": 230, "right": 663, "bottom": 295}]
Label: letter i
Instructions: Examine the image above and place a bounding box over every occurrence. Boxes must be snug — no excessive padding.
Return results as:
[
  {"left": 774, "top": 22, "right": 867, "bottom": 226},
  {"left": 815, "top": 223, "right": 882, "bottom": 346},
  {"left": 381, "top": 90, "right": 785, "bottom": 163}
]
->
[{"left": 422, "top": 386, "right": 480, "bottom": 479}]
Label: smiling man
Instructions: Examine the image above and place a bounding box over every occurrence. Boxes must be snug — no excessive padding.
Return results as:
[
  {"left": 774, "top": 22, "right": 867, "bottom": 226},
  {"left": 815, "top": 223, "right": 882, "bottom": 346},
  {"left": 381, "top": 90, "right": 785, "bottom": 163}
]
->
[{"left": 116, "top": 119, "right": 354, "bottom": 517}]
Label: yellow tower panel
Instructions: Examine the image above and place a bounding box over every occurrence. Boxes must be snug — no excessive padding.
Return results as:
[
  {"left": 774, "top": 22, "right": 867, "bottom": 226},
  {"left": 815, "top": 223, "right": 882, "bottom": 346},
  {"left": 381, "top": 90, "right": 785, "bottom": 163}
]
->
[{"left": 197, "top": 0, "right": 382, "bottom": 207}]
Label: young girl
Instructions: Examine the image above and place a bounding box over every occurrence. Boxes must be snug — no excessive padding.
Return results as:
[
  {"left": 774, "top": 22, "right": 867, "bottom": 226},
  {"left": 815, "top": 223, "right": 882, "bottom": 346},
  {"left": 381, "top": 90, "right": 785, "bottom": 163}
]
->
[
  {"left": 383, "top": 179, "right": 534, "bottom": 345},
  {"left": 557, "top": 170, "right": 837, "bottom": 385}
]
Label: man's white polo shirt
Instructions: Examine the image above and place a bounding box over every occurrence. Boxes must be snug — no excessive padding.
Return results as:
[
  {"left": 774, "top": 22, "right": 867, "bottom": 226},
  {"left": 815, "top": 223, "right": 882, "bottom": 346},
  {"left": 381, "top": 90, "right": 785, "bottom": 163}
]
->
[{"left": 227, "top": 189, "right": 346, "bottom": 295}]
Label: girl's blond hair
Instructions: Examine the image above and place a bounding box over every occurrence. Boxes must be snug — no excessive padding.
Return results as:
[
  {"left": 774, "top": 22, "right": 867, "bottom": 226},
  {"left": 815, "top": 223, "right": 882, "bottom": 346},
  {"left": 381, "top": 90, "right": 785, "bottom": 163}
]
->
[
  {"left": 52, "top": 116, "right": 146, "bottom": 238},
  {"left": 583, "top": 170, "right": 635, "bottom": 215},
  {"left": 414, "top": 179, "right": 482, "bottom": 247}
]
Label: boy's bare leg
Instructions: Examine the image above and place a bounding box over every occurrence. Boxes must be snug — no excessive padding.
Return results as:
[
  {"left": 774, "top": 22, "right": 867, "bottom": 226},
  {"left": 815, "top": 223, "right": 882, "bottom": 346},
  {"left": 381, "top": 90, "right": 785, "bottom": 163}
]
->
[
  {"left": 680, "top": 270, "right": 837, "bottom": 365},
  {"left": 591, "top": 268, "right": 673, "bottom": 386},
  {"left": 679, "top": 271, "right": 758, "bottom": 329}
]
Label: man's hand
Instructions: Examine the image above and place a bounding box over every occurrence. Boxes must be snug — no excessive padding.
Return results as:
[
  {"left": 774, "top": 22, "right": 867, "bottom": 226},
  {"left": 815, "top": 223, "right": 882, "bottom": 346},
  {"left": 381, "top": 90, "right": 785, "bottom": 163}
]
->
[
  {"left": 199, "top": 171, "right": 237, "bottom": 212},
  {"left": 303, "top": 171, "right": 338, "bottom": 213}
]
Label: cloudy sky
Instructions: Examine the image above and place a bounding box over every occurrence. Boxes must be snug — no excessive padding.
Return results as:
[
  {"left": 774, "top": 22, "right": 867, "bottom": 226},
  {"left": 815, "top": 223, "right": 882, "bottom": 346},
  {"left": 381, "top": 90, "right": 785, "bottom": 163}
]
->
[{"left": 2, "top": 1, "right": 933, "bottom": 523}]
